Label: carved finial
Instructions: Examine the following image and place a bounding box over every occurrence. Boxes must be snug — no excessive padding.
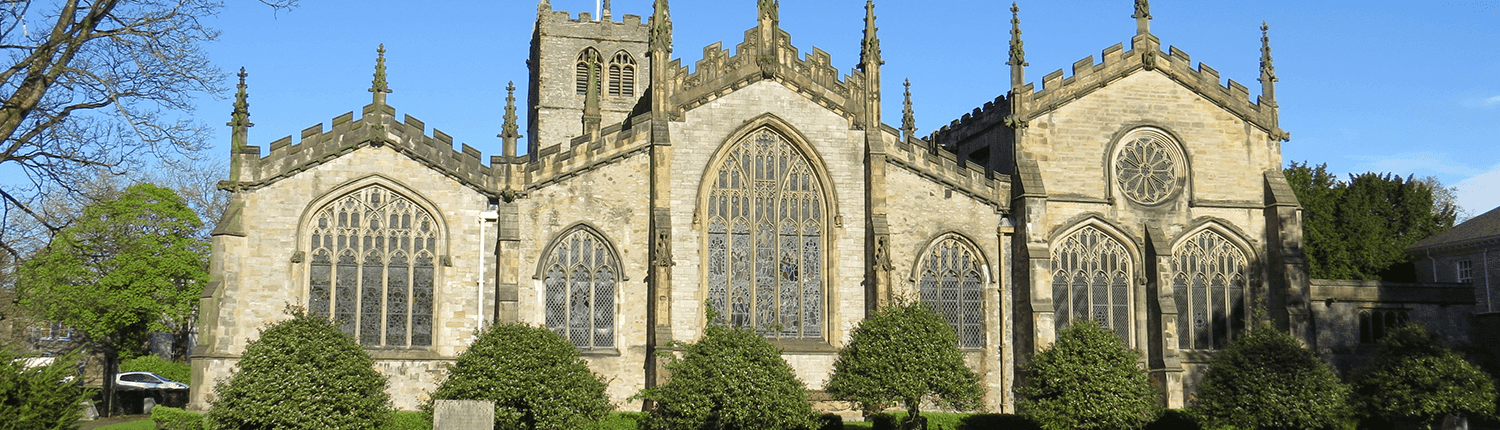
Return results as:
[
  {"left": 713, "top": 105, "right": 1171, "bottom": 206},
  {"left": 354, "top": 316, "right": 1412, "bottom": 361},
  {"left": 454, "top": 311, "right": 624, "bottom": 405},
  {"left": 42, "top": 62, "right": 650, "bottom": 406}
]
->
[
  {"left": 650, "top": 0, "right": 672, "bottom": 55},
  {"left": 601, "top": 0, "right": 611, "bottom": 20},
  {"left": 901, "top": 79, "right": 916, "bottom": 142},
  {"left": 1133, "top": 0, "right": 1151, "bottom": 34},
  {"left": 500, "top": 81, "right": 522, "bottom": 157},
  {"left": 582, "top": 50, "right": 602, "bottom": 139},
  {"left": 538, "top": 0, "right": 551, "bottom": 13},
  {"left": 1259, "top": 22, "right": 1279, "bottom": 110},
  {"left": 1008, "top": 3, "right": 1027, "bottom": 88},
  {"left": 759, "top": 0, "right": 779, "bottom": 26},
  {"left": 859, "top": 0, "right": 882, "bottom": 73},
  {"left": 370, "top": 44, "right": 392, "bottom": 105},
  {"left": 229, "top": 67, "right": 253, "bottom": 133}
]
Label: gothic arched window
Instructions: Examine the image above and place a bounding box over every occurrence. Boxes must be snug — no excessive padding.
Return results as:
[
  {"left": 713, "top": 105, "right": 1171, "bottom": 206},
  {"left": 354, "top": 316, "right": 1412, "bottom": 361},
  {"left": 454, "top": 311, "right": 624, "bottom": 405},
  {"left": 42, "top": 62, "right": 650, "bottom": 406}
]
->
[
  {"left": 308, "top": 186, "right": 437, "bottom": 347},
  {"left": 541, "top": 227, "right": 619, "bottom": 349},
  {"left": 705, "top": 128, "right": 825, "bottom": 339},
  {"left": 1171, "top": 229, "right": 1248, "bottom": 350},
  {"left": 917, "top": 235, "right": 985, "bottom": 348},
  {"left": 609, "top": 51, "right": 636, "bottom": 98},
  {"left": 1051, "top": 225, "right": 1133, "bottom": 342},
  {"left": 575, "top": 48, "right": 603, "bottom": 96}
]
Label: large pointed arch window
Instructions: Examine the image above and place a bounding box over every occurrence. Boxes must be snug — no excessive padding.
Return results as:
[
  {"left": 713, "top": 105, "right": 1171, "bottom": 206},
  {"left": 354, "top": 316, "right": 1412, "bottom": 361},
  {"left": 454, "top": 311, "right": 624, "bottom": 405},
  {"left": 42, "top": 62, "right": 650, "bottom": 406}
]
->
[
  {"left": 1171, "top": 230, "right": 1248, "bottom": 350},
  {"left": 1051, "top": 225, "right": 1133, "bottom": 342},
  {"left": 308, "top": 186, "right": 437, "bottom": 347},
  {"left": 917, "top": 235, "right": 985, "bottom": 348},
  {"left": 608, "top": 51, "right": 636, "bottom": 98},
  {"left": 705, "top": 128, "right": 825, "bottom": 339},
  {"left": 541, "top": 227, "right": 618, "bottom": 349}
]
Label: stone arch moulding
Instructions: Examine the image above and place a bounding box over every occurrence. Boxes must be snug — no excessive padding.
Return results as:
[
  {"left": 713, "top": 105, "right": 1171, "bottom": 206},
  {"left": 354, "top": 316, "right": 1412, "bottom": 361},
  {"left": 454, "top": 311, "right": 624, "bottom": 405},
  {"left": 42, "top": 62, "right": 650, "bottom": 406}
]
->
[
  {"left": 694, "top": 113, "right": 838, "bottom": 342},
  {"left": 693, "top": 112, "right": 841, "bottom": 226},
  {"left": 905, "top": 231, "right": 993, "bottom": 286},
  {"left": 1102, "top": 124, "right": 1193, "bottom": 207},
  {"left": 294, "top": 174, "right": 452, "bottom": 261},
  {"left": 532, "top": 223, "right": 626, "bottom": 351}
]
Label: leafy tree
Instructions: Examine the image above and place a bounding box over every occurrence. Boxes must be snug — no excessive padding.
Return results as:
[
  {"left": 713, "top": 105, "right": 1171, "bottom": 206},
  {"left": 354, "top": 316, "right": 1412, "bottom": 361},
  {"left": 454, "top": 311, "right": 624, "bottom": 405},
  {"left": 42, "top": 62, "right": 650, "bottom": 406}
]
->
[
  {"left": 425, "top": 323, "right": 610, "bottom": 430},
  {"left": 636, "top": 308, "right": 817, "bottom": 430},
  {"left": 1192, "top": 323, "right": 1351, "bottom": 430},
  {"left": 1019, "top": 321, "right": 1161, "bottom": 430},
  {"left": 0, "top": 347, "right": 93, "bottom": 430},
  {"left": 15, "top": 182, "right": 207, "bottom": 414},
  {"left": 1283, "top": 163, "right": 1454, "bottom": 280},
  {"left": 0, "top": 0, "right": 293, "bottom": 258},
  {"left": 825, "top": 300, "right": 981, "bottom": 429},
  {"left": 1350, "top": 323, "right": 1496, "bottom": 429},
  {"left": 207, "top": 307, "right": 391, "bottom": 430}
]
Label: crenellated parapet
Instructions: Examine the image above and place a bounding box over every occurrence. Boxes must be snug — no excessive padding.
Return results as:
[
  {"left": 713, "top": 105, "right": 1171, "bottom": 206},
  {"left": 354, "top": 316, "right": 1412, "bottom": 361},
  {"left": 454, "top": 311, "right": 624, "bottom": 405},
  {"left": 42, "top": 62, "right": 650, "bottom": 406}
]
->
[
  {"left": 523, "top": 115, "right": 654, "bottom": 192},
  {"left": 1018, "top": 34, "right": 1283, "bottom": 138},
  {"left": 222, "top": 104, "right": 511, "bottom": 199},
  {"left": 537, "top": 8, "right": 645, "bottom": 30},
  {"left": 668, "top": 26, "right": 865, "bottom": 125},
  {"left": 885, "top": 125, "right": 1012, "bottom": 211}
]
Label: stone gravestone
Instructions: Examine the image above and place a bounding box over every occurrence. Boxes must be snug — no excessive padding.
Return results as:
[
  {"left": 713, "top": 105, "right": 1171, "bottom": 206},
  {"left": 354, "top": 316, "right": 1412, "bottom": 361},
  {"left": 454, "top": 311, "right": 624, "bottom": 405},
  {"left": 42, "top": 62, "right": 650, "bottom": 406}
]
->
[{"left": 432, "top": 399, "right": 494, "bottom": 430}]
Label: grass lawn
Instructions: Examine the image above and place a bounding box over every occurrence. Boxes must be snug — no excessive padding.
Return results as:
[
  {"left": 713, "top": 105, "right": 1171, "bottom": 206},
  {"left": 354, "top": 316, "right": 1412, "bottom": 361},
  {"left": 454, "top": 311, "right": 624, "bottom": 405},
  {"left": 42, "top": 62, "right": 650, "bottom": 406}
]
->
[{"left": 88, "top": 418, "right": 154, "bottom": 430}]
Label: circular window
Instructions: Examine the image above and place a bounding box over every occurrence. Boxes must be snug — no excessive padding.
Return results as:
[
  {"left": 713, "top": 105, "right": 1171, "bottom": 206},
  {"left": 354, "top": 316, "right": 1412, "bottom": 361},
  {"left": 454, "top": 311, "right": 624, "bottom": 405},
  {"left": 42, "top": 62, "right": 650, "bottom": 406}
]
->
[{"left": 1114, "top": 130, "right": 1182, "bottom": 205}]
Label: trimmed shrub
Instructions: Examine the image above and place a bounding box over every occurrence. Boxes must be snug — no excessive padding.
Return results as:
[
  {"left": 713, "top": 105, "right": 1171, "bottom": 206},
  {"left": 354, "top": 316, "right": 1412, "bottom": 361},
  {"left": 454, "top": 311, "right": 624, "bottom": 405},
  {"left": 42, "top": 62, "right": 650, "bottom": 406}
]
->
[
  {"left": 1192, "top": 324, "right": 1350, "bottom": 430},
  {"left": 151, "top": 406, "right": 205, "bottom": 430},
  {"left": 1144, "top": 410, "right": 1202, "bottom": 430},
  {"left": 1350, "top": 323, "right": 1497, "bottom": 428},
  {"left": 425, "top": 323, "right": 610, "bottom": 430},
  {"left": 815, "top": 413, "right": 844, "bottom": 430},
  {"left": 0, "top": 348, "right": 93, "bottom": 429},
  {"left": 591, "top": 412, "right": 645, "bottom": 430},
  {"left": 120, "top": 355, "right": 190, "bottom": 385},
  {"left": 635, "top": 317, "right": 816, "bottom": 430},
  {"left": 826, "top": 301, "right": 981, "bottom": 429},
  {"left": 207, "top": 308, "right": 391, "bottom": 430},
  {"left": 1018, "top": 321, "right": 1161, "bottom": 430}
]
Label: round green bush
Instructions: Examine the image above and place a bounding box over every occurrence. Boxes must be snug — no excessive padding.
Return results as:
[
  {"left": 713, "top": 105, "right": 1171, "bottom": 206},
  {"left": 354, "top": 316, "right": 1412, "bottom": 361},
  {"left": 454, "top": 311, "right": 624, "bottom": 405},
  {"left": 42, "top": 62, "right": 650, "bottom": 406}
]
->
[
  {"left": 1192, "top": 324, "right": 1350, "bottom": 430},
  {"left": 425, "top": 323, "right": 610, "bottom": 430},
  {"left": 635, "top": 319, "right": 816, "bottom": 430},
  {"left": 825, "top": 300, "right": 981, "bottom": 427},
  {"left": 1351, "top": 323, "right": 1496, "bottom": 428},
  {"left": 207, "top": 308, "right": 391, "bottom": 430},
  {"left": 1019, "top": 321, "right": 1161, "bottom": 430}
]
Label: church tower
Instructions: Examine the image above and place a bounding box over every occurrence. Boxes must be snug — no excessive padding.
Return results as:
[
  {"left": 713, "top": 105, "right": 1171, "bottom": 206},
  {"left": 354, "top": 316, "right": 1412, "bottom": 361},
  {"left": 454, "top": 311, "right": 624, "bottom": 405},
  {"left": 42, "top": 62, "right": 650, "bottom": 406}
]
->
[{"left": 528, "top": 0, "right": 649, "bottom": 156}]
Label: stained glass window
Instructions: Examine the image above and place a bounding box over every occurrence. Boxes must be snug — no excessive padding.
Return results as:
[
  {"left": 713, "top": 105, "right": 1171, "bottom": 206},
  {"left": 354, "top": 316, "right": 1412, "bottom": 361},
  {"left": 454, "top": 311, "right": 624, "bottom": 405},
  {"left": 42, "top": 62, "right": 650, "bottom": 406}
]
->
[
  {"left": 705, "top": 128, "right": 824, "bottom": 339},
  {"left": 918, "top": 235, "right": 985, "bottom": 348},
  {"left": 1051, "top": 225, "right": 1133, "bottom": 342},
  {"left": 541, "top": 227, "right": 618, "bottom": 349},
  {"left": 308, "top": 186, "right": 437, "bottom": 347},
  {"left": 1171, "top": 229, "right": 1247, "bottom": 350}
]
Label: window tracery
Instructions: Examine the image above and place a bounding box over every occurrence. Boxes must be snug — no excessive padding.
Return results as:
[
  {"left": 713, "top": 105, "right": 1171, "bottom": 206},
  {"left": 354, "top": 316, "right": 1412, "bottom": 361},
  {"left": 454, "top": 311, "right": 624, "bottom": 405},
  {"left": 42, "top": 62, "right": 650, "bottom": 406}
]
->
[
  {"left": 542, "top": 227, "right": 618, "bottom": 349},
  {"left": 1113, "top": 128, "right": 1183, "bottom": 205},
  {"left": 917, "top": 235, "right": 985, "bottom": 348},
  {"left": 1171, "top": 229, "right": 1248, "bottom": 350},
  {"left": 705, "top": 128, "right": 825, "bottom": 339},
  {"left": 576, "top": 48, "right": 603, "bottom": 96},
  {"left": 1051, "top": 225, "right": 1133, "bottom": 342},
  {"left": 608, "top": 51, "right": 636, "bottom": 98},
  {"left": 308, "top": 186, "right": 437, "bottom": 347}
]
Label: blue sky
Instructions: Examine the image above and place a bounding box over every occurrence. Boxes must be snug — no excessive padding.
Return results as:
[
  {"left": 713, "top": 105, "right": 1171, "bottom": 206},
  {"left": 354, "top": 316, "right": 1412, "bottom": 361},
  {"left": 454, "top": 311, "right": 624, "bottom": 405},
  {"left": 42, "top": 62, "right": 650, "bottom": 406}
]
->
[{"left": 198, "top": 0, "right": 1500, "bottom": 215}]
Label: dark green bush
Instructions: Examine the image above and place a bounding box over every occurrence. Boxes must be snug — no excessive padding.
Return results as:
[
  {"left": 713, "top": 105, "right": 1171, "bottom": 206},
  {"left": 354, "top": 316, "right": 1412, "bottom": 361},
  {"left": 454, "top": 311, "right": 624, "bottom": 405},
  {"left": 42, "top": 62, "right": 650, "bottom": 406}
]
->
[
  {"left": 590, "top": 412, "right": 644, "bottom": 430},
  {"left": 635, "top": 316, "right": 816, "bottom": 430},
  {"left": 0, "top": 348, "right": 93, "bottom": 430},
  {"left": 957, "top": 413, "right": 1041, "bottom": 430},
  {"left": 207, "top": 308, "right": 391, "bottom": 430},
  {"left": 1018, "top": 321, "right": 1161, "bottom": 430},
  {"left": 826, "top": 300, "right": 981, "bottom": 429},
  {"left": 120, "top": 355, "right": 190, "bottom": 385},
  {"left": 1350, "top": 323, "right": 1496, "bottom": 428},
  {"left": 816, "top": 413, "right": 844, "bottom": 430},
  {"left": 151, "top": 406, "right": 205, "bottom": 430},
  {"left": 1192, "top": 324, "right": 1350, "bottom": 430},
  {"left": 1144, "top": 410, "right": 1202, "bottom": 430},
  {"left": 425, "top": 323, "right": 610, "bottom": 430}
]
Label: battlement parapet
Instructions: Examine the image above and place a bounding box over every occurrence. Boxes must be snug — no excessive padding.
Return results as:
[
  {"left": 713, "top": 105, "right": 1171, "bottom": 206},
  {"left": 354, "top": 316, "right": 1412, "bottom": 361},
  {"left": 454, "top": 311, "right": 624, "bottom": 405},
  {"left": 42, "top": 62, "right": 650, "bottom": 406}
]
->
[
  {"left": 885, "top": 127, "right": 1011, "bottom": 210},
  {"left": 525, "top": 114, "right": 653, "bottom": 192},
  {"left": 670, "top": 26, "right": 865, "bottom": 125},
  {"left": 538, "top": 8, "right": 648, "bottom": 39},
  {"left": 930, "top": 94, "right": 1010, "bottom": 149},
  {"left": 1020, "top": 35, "right": 1278, "bottom": 134}
]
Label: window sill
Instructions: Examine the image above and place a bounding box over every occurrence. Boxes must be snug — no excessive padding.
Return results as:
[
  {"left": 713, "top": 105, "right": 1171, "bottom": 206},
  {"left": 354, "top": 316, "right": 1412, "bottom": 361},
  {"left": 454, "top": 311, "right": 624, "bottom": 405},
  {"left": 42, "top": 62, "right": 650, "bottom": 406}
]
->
[
  {"left": 578, "top": 347, "right": 621, "bottom": 357},
  {"left": 367, "top": 348, "right": 444, "bottom": 360},
  {"left": 769, "top": 339, "right": 838, "bottom": 354}
]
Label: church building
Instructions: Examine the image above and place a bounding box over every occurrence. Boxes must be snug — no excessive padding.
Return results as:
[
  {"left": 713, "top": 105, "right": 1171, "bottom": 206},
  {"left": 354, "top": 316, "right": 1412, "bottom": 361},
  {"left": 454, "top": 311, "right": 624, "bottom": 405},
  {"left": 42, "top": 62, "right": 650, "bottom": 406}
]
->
[{"left": 190, "top": 0, "right": 1311, "bottom": 413}]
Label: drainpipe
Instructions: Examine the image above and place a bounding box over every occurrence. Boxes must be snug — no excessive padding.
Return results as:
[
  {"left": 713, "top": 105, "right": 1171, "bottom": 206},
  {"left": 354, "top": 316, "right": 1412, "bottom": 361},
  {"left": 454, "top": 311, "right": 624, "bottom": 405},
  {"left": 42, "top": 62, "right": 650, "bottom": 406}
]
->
[
  {"left": 1485, "top": 248, "right": 1492, "bottom": 312},
  {"left": 479, "top": 210, "right": 499, "bottom": 337}
]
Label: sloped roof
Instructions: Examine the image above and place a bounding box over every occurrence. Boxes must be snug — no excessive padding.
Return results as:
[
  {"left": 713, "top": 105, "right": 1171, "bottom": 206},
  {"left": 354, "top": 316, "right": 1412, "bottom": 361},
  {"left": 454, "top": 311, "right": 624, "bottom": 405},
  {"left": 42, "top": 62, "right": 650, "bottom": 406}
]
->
[{"left": 1408, "top": 205, "right": 1500, "bottom": 252}]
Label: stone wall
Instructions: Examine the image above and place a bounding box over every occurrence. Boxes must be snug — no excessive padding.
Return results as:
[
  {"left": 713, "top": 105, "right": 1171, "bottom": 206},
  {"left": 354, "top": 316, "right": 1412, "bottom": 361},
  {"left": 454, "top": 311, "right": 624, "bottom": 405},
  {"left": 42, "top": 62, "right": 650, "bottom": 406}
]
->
[{"left": 529, "top": 7, "right": 648, "bottom": 155}]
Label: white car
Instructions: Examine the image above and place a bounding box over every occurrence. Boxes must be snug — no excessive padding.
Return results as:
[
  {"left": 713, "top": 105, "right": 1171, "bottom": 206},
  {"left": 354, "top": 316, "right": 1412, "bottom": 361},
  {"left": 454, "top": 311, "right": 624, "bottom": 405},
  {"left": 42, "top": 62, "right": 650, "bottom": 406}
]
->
[{"left": 114, "top": 372, "right": 188, "bottom": 390}]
